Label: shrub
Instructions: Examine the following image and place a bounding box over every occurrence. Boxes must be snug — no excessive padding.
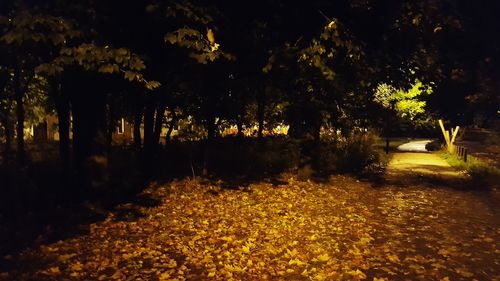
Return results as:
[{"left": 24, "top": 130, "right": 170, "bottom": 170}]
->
[
  {"left": 318, "top": 131, "right": 382, "bottom": 175},
  {"left": 199, "top": 137, "right": 300, "bottom": 178},
  {"left": 440, "top": 152, "right": 500, "bottom": 187},
  {"left": 158, "top": 133, "right": 383, "bottom": 180},
  {"left": 425, "top": 139, "right": 442, "bottom": 151}
]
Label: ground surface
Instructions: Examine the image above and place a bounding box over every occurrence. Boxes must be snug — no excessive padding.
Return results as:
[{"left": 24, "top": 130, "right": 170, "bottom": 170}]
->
[
  {"left": 389, "top": 141, "right": 464, "bottom": 180},
  {"left": 396, "top": 140, "right": 431, "bottom": 153},
  {"left": 1, "top": 145, "right": 499, "bottom": 281}
]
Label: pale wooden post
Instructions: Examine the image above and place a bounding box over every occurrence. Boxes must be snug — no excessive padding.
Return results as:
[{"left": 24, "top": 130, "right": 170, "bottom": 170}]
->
[
  {"left": 449, "top": 126, "right": 459, "bottom": 153},
  {"left": 438, "top": 119, "right": 459, "bottom": 153}
]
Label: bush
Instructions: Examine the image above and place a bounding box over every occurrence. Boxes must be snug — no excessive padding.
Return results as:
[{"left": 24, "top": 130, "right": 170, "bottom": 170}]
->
[
  {"left": 425, "top": 139, "right": 442, "bottom": 151},
  {"left": 318, "top": 131, "right": 382, "bottom": 175},
  {"left": 157, "top": 133, "right": 384, "bottom": 180},
  {"left": 440, "top": 152, "right": 500, "bottom": 187},
  {"left": 206, "top": 137, "right": 300, "bottom": 177}
]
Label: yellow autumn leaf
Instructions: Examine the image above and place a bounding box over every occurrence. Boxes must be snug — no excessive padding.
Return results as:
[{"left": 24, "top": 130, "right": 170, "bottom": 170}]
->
[
  {"left": 57, "top": 253, "right": 76, "bottom": 261},
  {"left": 45, "top": 266, "right": 61, "bottom": 275},
  {"left": 314, "top": 272, "right": 327, "bottom": 281},
  {"left": 111, "top": 270, "right": 124, "bottom": 280},
  {"left": 210, "top": 43, "right": 220, "bottom": 52},
  {"left": 207, "top": 271, "right": 216, "bottom": 277},
  {"left": 456, "top": 268, "right": 474, "bottom": 278},
  {"left": 289, "top": 258, "right": 306, "bottom": 266},
  {"left": 437, "top": 249, "right": 450, "bottom": 256},
  {"left": 69, "top": 262, "right": 83, "bottom": 272},
  {"left": 166, "top": 259, "right": 177, "bottom": 268},
  {"left": 220, "top": 236, "right": 233, "bottom": 242},
  {"left": 387, "top": 254, "right": 400, "bottom": 263},
  {"left": 158, "top": 271, "right": 171, "bottom": 281},
  {"left": 286, "top": 248, "right": 298, "bottom": 257},
  {"left": 483, "top": 237, "right": 494, "bottom": 243},
  {"left": 353, "top": 269, "right": 367, "bottom": 279},
  {"left": 242, "top": 245, "right": 250, "bottom": 254},
  {"left": 301, "top": 269, "right": 309, "bottom": 276},
  {"left": 207, "top": 28, "right": 215, "bottom": 44},
  {"left": 317, "top": 253, "right": 330, "bottom": 262}
]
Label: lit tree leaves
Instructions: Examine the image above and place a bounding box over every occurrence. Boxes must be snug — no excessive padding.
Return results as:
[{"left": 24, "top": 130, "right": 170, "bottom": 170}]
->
[
  {"left": 299, "top": 19, "right": 363, "bottom": 81},
  {"left": 36, "top": 44, "right": 160, "bottom": 90},
  {"left": 164, "top": 1, "right": 214, "bottom": 25},
  {"left": 0, "top": 10, "right": 159, "bottom": 91},
  {"left": 165, "top": 27, "right": 233, "bottom": 64},
  {"left": 0, "top": 11, "right": 81, "bottom": 47},
  {"left": 160, "top": 1, "right": 234, "bottom": 64},
  {"left": 24, "top": 74, "right": 51, "bottom": 125},
  {"left": 373, "top": 80, "right": 432, "bottom": 120}
]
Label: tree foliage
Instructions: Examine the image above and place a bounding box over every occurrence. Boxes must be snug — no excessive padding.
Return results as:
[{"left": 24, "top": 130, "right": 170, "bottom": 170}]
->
[{"left": 374, "top": 80, "right": 432, "bottom": 121}]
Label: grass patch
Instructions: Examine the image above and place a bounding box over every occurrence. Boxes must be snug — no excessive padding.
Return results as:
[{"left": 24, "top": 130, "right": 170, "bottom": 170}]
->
[{"left": 439, "top": 151, "right": 500, "bottom": 185}]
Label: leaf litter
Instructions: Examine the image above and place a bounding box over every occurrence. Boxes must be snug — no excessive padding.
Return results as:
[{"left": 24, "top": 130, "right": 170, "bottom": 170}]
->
[{"left": 1, "top": 175, "right": 498, "bottom": 280}]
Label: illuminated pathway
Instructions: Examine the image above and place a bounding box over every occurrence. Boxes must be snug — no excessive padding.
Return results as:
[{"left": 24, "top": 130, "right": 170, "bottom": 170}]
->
[
  {"left": 387, "top": 140, "right": 464, "bottom": 178},
  {"left": 396, "top": 139, "right": 432, "bottom": 152}
]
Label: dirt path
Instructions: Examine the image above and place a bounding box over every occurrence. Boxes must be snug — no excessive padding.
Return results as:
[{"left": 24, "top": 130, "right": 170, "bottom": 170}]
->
[
  {"left": 387, "top": 152, "right": 464, "bottom": 177},
  {"left": 396, "top": 139, "right": 432, "bottom": 152},
  {"left": 386, "top": 141, "right": 466, "bottom": 185}
]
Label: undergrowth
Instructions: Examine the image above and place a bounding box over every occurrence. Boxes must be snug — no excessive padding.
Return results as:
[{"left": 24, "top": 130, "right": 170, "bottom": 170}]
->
[{"left": 439, "top": 151, "right": 500, "bottom": 186}]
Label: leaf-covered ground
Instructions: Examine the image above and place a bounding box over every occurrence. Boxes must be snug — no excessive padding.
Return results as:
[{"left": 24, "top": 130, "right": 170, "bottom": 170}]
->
[{"left": 1, "top": 175, "right": 498, "bottom": 281}]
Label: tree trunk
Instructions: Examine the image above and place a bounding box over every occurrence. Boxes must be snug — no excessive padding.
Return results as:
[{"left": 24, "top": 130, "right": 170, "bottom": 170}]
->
[
  {"left": 257, "top": 91, "right": 264, "bottom": 140},
  {"left": 206, "top": 112, "right": 216, "bottom": 141},
  {"left": 14, "top": 60, "right": 25, "bottom": 165},
  {"left": 52, "top": 80, "right": 71, "bottom": 181},
  {"left": 153, "top": 101, "right": 166, "bottom": 146},
  {"left": 312, "top": 113, "right": 322, "bottom": 172},
  {"left": 106, "top": 94, "right": 113, "bottom": 148},
  {"left": 69, "top": 73, "right": 109, "bottom": 196},
  {"left": 165, "top": 109, "right": 176, "bottom": 144},
  {"left": 385, "top": 108, "right": 391, "bottom": 154},
  {"left": 143, "top": 96, "right": 155, "bottom": 152},
  {"left": 236, "top": 116, "right": 243, "bottom": 138},
  {"left": 141, "top": 94, "right": 157, "bottom": 177},
  {"left": 133, "top": 99, "right": 143, "bottom": 150},
  {"left": 202, "top": 112, "right": 217, "bottom": 177},
  {"left": 3, "top": 111, "right": 13, "bottom": 163}
]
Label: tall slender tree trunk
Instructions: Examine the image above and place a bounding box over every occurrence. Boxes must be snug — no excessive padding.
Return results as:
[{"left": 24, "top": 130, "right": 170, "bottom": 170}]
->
[
  {"left": 53, "top": 81, "right": 71, "bottom": 182},
  {"left": 69, "top": 73, "right": 109, "bottom": 196},
  {"left": 236, "top": 116, "right": 243, "bottom": 138},
  {"left": 165, "top": 109, "right": 176, "bottom": 144},
  {"left": 256, "top": 91, "right": 265, "bottom": 140},
  {"left": 153, "top": 101, "right": 166, "bottom": 146},
  {"left": 141, "top": 94, "right": 157, "bottom": 177},
  {"left": 385, "top": 106, "right": 392, "bottom": 154},
  {"left": 206, "top": 112, "right": 216, "bottom": 141},
  {"left": 133, "top": 99, "right": 143, "bottom": 150},
  {"left": 14, "top": 60, "right": 25, "bottom": 165},
  {"left": 3, "top": 112, "right": 13, "bottom": 163},
  {"left": 105, "top": 93, "right": 113, "bottom": 156},
  {"left": 312, "top": 112, "right": 322, "bottom": 172},
  {"left": 202, "top": 112, "right": 216, "bottom": 177},
  {"left": 143, "top": 97, "right": 155, "bottom": 153}
]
